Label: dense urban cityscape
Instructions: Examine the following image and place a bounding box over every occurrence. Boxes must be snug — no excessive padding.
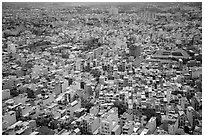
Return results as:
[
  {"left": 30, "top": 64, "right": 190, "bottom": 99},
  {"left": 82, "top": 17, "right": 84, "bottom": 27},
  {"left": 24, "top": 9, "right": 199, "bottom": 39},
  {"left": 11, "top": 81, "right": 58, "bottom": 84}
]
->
[{"left": 2, "top": 2, "right": 202, "bottom": 135}]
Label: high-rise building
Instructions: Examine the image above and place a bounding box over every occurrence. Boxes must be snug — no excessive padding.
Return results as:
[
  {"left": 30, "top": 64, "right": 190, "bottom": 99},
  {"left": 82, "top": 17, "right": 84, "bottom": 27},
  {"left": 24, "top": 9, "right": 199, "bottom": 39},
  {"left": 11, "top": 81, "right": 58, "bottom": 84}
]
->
[
  {"left": 7, "top": 42, "right": 16, "bottom": 55},
  {"left": 186, "top": 106, "right": 194, "bottom": 127},
  {"left": 75, "top": 59, "right": 82, "bottom": 71},
  {"left": 137, "top": 12, "right": 156, "bottom": 21},
  {"left": 109, "top": 7, "right": 118, "bottom": 15}
]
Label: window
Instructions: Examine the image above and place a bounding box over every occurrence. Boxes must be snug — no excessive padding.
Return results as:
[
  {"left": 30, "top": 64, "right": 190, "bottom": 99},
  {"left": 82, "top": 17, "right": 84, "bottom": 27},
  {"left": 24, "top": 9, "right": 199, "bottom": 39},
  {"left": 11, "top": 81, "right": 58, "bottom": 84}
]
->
[
  {"left": 162, "top": 51, "right": 170, "bottom": 55},
  {"left": 172, "top": 52, "right": 183, "bottom": 56},
  {"left": 10, "top": 112, "right": 15, "bottom": 115}
]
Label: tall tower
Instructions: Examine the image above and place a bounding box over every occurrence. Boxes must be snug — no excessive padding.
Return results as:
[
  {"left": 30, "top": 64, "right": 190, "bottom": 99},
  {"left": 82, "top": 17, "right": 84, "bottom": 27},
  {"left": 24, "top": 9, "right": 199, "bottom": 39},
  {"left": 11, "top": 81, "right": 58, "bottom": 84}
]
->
[
  {"left": 7, "top": 42, "right": 17, "bottom": 57},
  {"left": 109, "top": 6, "right": 118, "bottom": 15}
]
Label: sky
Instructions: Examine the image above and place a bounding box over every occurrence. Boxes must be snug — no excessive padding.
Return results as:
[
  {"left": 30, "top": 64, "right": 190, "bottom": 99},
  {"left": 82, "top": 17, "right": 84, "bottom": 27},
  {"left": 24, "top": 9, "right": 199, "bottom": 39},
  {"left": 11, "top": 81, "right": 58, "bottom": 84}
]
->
[{"left": 2, "top": 2, "right": 202, "bottom": 9}]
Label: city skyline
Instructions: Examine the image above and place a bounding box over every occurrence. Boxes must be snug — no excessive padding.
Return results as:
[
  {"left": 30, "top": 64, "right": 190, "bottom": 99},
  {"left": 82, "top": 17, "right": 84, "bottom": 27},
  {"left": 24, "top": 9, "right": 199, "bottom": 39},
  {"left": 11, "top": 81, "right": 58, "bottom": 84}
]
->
[{"left": 2, "top": 1, "right": 202, "bottom": 135}]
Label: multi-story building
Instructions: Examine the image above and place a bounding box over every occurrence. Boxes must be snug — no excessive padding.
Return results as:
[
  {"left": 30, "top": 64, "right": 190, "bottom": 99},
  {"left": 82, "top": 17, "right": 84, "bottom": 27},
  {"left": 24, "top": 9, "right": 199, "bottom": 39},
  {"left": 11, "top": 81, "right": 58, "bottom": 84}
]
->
[
  {"left": 90, "top": 105, "right": 99, "bottom": 115},
  {"left": 186, "top": 106, "right": 194, "bottom": 127},
  {"left": 122, "top": 121, "right": 134, "bottom": 135},
  {"left": 2, "top": 89, "right": 10, "bottom": 100},
  {"left": 81, "top": 114, "right": 100, "bottom": 134},
  {"left": 136, "top": 11, "right": 157, "bottom": 21},
  {"left": 64, "top": 88, "right": 76, "bottom": 103},
  {"left": 120, "top": 112, "right": 133, "bottom": 127},
  {"left": 7, "top": 43, "right": 17, "bottom": 56},
  {"left": 178, "top": 110, "right": 187, "bottom": 128},
  {"left": 111, "top": 125, "right": 121, "bottom": 135},
  {"left": 68, "top": 99, "right": 81, "bottom": 117},
  {"left": 2, "top": 111, "right": 17, "bottom": 130},
  {"left": 145, "top": 117, "right": 157, "bottom": 134},
  {"left": 74, "top": 108, "right": 86, "bottom": 118},
  {"left": 100, "top": 107, "right": 119, "bottom": 135}
]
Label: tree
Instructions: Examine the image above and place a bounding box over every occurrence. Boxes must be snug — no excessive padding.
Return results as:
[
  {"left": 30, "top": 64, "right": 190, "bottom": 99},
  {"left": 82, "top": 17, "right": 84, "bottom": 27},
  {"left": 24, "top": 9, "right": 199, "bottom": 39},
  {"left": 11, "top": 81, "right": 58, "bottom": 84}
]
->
[
  {"left": 113, "top": 100, "right": 128, "bottom": 116},
  {"left": 142, "top": 108, "right": 156, "bottom": 121},
  {"left": 36, "top": 114, "right": 53, "bottom": 127},
  {"left": 175, "top": 128, "right": 185, "bottom": 135},
  {"left": 84, "top": 102, "right": 94, "bottom": 113},
  {"left": 10, "top": 87, "right": 19, "bottom": 97},
  {"left": 81, "top": 98, "right": 94, "bottom": 113},
  {"left": 73, "top": 94, "right": 79, "bottom": 101},
  {"left": 156, "top": 114, "right": 162, "bottom": 127},
  {"left": 48, "top": 120, "right": 59, "bottom": 130},
  {"left": 184, "top": 125, "right": 192, "bottom": 134}
]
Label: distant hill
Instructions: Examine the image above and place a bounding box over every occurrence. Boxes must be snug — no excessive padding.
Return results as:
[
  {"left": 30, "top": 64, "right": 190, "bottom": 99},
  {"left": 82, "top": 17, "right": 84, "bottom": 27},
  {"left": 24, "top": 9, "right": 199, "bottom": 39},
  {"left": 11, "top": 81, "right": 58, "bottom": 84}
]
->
[
  {"left": 2, "top": 2, "right": 202, "bottom": 10},
  {"left": 3, "top": 2, "right": 71, "bottom": 9}
]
